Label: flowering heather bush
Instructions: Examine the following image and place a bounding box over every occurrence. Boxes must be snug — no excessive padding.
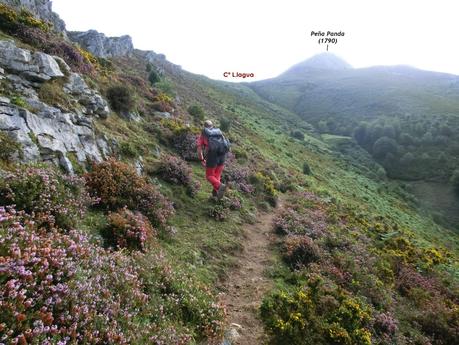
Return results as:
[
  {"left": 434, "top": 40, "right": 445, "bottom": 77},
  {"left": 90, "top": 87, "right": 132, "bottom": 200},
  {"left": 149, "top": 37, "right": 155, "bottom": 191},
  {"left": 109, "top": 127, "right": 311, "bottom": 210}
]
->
[
  {"left": 13, "top": 25, "right": 94, "bottom": 75},
  {"left": 283, "top": 235, "right": 321, "bottom": 269},
  {"left": 414, "top": 299, "right": 459, "bottom": 344},
  {"left": 107, "top": 208, "right": 156, "bottom": 251},
  {"left": 0, "top": 207, "right": 145, "bottom": 343},
  {"left": 159, "top": 119, "right": 201, "bottom": 161},
  {"left": 223, "top": 164, "right": 254, "bottom": 194},
  {"left": 0, "top": 207, "right": 226, "bottom": 343},
  {"left": 395, "top": 265, "right": 440, "bottom": 299},
  {"left": 157, "top": 154, "right": 201, "bottom": 197},
  {"left": 85, "top": 159, "right": 174, "bottom": 227},
  {"left": 273, "top": 207, "right": 328, "bottom": 239},
  {"left": 0, "top": 165, "right": 93, "bottom": 229},
  {"left": 373, "top": 312, "right": 398, "bottom": 337},
  {"left": 173, "top": 131, "right": 200, "bottom": 161},
  {"left": 226, "top": 194, "right": 242, "bottom": 210}
]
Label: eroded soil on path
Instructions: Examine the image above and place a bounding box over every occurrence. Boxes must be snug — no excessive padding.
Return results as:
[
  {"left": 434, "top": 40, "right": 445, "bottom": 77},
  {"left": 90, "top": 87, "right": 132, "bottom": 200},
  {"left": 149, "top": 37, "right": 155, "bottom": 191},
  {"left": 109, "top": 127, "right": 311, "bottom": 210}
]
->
[{"left": 219, "top": 203, "right": 282, "bottom": 345}]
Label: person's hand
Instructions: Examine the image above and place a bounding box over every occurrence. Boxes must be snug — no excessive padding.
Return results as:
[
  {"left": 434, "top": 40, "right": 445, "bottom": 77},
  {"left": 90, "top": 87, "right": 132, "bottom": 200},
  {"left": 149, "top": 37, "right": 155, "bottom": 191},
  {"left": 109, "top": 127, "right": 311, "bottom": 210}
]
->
[{"left": 201, "top": 159, "right": 206, "bottom": 167}]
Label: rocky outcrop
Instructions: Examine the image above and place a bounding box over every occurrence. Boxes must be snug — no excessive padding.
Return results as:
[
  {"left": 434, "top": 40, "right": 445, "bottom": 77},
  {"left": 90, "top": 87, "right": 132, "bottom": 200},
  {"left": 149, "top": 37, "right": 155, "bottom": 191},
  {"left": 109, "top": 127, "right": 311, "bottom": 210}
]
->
[
  {"left": 64, "top": 72, "right": 109, "bottom": 117},
  {"left": 0, "top": 40, "right": 64, "bottom": 82},
  {"left": 1, "top": 0, "right": 66, "bottom": 33},
  {"left": 68, "top": 30, "right": 134, "bottom": 58},
  {"left": 0, "top": 40, "right": 111, "bottom": 173},
  {"left": 140, "top": 49, "right": 182, "bottom": 76}
]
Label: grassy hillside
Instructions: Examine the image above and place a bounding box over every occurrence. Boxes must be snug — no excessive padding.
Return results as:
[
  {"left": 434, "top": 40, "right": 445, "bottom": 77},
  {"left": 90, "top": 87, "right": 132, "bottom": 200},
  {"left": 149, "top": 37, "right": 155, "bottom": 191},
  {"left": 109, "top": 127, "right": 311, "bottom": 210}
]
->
[{"left": 1, "top": 5, "right": 458, "bottom": 344}]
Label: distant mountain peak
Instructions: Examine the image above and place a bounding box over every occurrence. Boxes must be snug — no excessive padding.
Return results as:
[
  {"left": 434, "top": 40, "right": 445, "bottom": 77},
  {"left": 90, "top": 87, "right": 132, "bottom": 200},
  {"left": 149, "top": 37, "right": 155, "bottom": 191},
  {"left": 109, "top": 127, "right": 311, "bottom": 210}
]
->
[{"left": 280, "top": 53, "right": 352, "bottom": 78}]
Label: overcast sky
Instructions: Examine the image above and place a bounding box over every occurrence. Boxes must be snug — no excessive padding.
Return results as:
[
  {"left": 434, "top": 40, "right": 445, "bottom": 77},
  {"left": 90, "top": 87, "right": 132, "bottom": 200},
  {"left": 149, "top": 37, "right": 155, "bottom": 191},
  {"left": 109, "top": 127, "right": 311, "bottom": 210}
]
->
[{"left": 52, "top": 0, "right": 459, "bottom": 81}]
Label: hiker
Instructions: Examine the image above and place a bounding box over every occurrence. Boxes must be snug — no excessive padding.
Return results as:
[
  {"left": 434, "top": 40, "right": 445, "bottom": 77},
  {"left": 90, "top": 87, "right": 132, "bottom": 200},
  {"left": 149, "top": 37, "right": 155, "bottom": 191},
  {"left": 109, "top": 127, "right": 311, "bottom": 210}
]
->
[{"left": 197, "top": 120, "right": 230, "bottom": 199}]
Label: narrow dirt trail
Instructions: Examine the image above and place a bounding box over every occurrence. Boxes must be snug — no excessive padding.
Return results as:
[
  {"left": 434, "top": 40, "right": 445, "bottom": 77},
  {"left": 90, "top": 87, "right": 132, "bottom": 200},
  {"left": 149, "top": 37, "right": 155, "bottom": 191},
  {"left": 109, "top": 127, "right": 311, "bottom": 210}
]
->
[{"left": 219, "top": 202, "right": 282, "bottom": 345}]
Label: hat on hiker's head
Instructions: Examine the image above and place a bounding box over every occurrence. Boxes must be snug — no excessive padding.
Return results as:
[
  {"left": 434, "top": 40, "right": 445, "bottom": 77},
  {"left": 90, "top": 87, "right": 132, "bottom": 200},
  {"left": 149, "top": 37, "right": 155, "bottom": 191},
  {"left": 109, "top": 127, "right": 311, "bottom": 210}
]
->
[{"left": 204, "top": 120, "right": 213, "bottom": 128}]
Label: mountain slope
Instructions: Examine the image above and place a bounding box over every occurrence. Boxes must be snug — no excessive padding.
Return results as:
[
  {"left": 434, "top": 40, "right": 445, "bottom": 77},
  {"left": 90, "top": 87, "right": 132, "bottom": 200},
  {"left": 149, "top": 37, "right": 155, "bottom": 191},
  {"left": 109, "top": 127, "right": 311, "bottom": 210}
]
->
[{"left": 1, "top": 2, "right": 459, "bottom": 344}]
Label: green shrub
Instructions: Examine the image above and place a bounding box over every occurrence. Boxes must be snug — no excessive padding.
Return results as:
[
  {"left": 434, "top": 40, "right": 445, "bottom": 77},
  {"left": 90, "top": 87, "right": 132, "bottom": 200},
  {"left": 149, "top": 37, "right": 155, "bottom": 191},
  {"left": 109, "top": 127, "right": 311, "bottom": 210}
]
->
[
  {"left": 156, "top": 80, "right": 175, "bottom": 98},
  {"left": 220, "top": 117, "right": 232, "bottom": 132},
  {"left": 188, "top": 104, "right": 205, "bottom": 120},
  {"left": 303, "top": 162, "right": 312, "bottom": 175},
  {"left": 119, "top": 141, "right": 139, "bottom": 158},
  {"left": 0, "top": 132, "right": 22, "bottom": 162},
  {"left": 106, "top": 85, "right": 134, "bottom": 114},
  {"left": 291, "top": 130, "right": 305, "bottom": 141},
  {"left": 148, "top": 70, "right": 161, "bottom": 85},
  {"left": 10, "top": 95, "right": 27, "bottom": 108},
  {"left": 233, "top": 147, "right": 248, "bottom": 161}
]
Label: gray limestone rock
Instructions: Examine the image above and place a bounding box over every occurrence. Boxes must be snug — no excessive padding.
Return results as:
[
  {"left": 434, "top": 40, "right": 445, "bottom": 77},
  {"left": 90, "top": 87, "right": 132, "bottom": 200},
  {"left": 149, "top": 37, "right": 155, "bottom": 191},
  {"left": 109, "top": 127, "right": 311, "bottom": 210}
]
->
[
  {"left": 33, "top": 52, "right": 64, "bottom": 78},
  {"left": 64, "top": 73, "right": 110, "bottom": 117},
  {"left": 68, "top": 30, "right": 134, "bottom": 58},
  {"left": 0, "top": 40, "right": 63, "bottom": 82},
  {"left": 0, "top": 102, "right": 40, "bottom": 161},
  {"left": 0, "top": 40, "right": 37, "bottom": 74}
]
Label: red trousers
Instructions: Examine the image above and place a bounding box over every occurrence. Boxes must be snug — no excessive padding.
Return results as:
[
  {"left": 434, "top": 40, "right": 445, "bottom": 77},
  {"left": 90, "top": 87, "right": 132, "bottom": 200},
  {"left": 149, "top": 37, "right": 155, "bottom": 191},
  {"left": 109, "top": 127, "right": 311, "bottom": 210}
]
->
[{"left": 206, "top": 165, "right": 224, "bottom": 191}]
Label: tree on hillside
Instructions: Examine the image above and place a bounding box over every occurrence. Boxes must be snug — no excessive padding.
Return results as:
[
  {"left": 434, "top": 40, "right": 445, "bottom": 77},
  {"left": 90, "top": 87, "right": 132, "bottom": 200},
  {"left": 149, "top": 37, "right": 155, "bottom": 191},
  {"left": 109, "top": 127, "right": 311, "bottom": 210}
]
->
[
  {"left": 383, "top": 125, "right": 396, "bottom": 138},
  {"left": 450, "top": 169, "right": 459, "bottom": 192},
  {"left": 399, "top": 133, "right": 414, "bottom": 145},
  {"left": 317, "top": 120, "right": 329, "bottom": 133},
  {"left": 372, "top": 136, "right": 398, "bottom": 159},
  {"left": 400, "top": 152, "right": 415, "bottom": 165},
  {"left": 368, "top": 124, "right": 384, "bottom": 144},
  {"left": 422, "top": 132, "right": 433, "bottom": 145},
  {"left": 353, "top": 123, "right": 368, "bottom": 145}
]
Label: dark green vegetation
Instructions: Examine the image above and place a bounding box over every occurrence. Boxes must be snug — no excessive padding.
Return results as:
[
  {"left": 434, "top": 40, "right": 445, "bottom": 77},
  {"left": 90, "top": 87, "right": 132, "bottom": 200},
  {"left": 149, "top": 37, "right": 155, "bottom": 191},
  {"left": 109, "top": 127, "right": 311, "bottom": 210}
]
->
[
  {"left": 250, "top": 52, "right": 459, "bottom": 229},
  {"left": 1, "top": 4, "right": 458, "bottom": 344}
]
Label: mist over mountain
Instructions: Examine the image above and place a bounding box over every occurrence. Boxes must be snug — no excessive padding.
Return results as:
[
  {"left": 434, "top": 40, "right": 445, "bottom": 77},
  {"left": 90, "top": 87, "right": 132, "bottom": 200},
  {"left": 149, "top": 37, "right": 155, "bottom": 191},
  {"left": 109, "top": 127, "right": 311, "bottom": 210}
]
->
[{"left": 279, "top": 52, "right": 352, "bottom": 78}]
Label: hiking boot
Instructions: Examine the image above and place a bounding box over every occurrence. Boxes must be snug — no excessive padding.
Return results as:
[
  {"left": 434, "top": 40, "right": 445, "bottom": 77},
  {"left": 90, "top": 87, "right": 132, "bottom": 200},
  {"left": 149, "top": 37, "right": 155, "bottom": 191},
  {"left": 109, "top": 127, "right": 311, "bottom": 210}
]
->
[
  {"left": 212, "top": 189, "right": 218, "bottom": 197},
  {"left": 216, "top": 183, "right": 227, "bottom": 200}
]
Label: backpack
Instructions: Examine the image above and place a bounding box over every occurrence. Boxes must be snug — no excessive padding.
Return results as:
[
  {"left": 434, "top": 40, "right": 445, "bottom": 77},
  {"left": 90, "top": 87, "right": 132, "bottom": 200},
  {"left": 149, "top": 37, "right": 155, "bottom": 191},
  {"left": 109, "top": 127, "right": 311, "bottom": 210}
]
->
[{"left": 203, "top": 127, "right": 230, "bottom": 155}]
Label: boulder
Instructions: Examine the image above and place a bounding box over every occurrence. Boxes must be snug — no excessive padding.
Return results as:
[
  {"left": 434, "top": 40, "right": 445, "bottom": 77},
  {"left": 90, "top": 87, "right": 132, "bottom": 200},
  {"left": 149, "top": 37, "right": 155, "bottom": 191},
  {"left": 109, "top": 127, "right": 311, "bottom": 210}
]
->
[
  {"left": 52, "top": 56, "right": 71, "bottom": 75},
  {"left": 0, "top": 40, "right": 63, "bottom": 82},
  {"left": 0, "top": 40, "right": 37, "bottom": 74},
  {"left": 64, "top": 73, "right": 110, "bottom": 117},
  {"left": 34, "top": 52, "right": 64, "bottom": 78},
  {"left": 154, "top": 111, "right": 171, "bottom": 119}
]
